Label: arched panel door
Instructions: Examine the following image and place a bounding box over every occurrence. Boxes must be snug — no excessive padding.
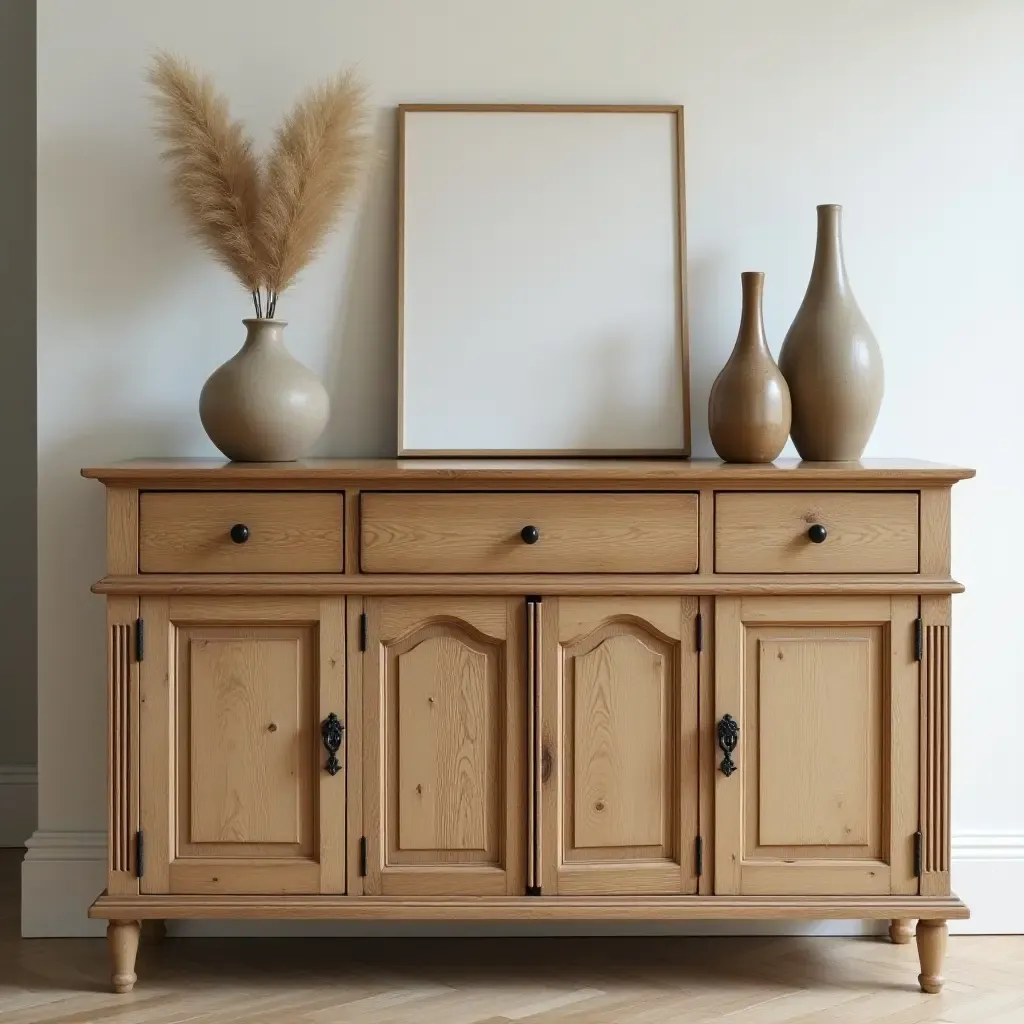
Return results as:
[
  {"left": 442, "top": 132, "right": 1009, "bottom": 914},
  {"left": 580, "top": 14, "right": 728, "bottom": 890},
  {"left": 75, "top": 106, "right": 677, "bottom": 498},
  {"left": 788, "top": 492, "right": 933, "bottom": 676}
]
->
[
  {"left": 540, "top": 598, "right": 700, "bottom": 895},
  {"left": 362, "top": 598, "right": 526, "bottom": 896}
]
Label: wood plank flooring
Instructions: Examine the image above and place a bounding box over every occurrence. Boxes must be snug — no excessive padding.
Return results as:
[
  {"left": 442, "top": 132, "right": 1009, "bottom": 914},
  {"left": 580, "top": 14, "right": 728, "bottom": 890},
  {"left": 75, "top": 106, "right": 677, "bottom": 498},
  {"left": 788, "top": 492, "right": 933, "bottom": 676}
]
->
[{"left": 3, "top": 851, "right": 1023, "bottom": 1023}]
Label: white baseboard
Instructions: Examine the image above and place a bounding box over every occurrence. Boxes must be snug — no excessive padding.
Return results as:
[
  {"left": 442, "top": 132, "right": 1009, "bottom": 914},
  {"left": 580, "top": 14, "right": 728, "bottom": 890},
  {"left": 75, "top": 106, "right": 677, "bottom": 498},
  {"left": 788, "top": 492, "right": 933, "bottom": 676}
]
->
[
  {"left": 0, "top": 765, "right": 37, "bottom": 847},
  {"left": 21, "top": 830, "right": 107, "bottom": 937},
  {"left": 18, "top": 830, "right": 1024, "bottom": 937},
  {"left": 950, "top": 833, "right": 1024, "bottom": 934}
]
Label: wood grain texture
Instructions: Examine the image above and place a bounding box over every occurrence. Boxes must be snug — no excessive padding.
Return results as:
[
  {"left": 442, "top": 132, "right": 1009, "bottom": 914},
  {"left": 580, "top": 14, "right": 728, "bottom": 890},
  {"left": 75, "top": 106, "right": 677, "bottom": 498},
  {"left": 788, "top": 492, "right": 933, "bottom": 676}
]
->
[
  {"left": 889, "top": 596, "right": 921, "bottom": 897},
  {"left": 89, "top": 890, "right": 970, "bottom": 920},
  {"left": 345, "top": 597, "right": 364, "bottom": 896},
  {"left": 716, "top": 596, "right": 918, "bottom": 898},
  {"left": 83, "top": 457, "right": 976, "bottom": 486},
  {"left": 396, "top": 636, "right": 491, "bottom": 852},
  {"left": 107, "top": 596, "right": 139, "bottom": 895},
  {"left": 920, "top": 595, "right": 952, "bottom": 897},
  {"left": 95, "top": 572, "right": 966, "bottom": 596},
  {"left": 698, "top": 594, "right": 715, "bottom": 896},
  {"left": 543, "top": 598, "right": 698, "bottom": 895},
  {"left": 139, "top": 491, "right": 343, "bottom": 573},
  {"left": 756, "top": 635, "right": 876, "bottom": 849},
  {"left": 362, "top": 597, "right": 525, "bottom": 896},
  {"left": 105, "top": 487, "right": 138, "bottom": 574},
  {"left": 107, "top": 919, "right": 140, "bottom": 993},
  {"left": 917, "top": 918, "right": 949, "bottom": 993},
  {"left": 572, "top": 634, "right": 668, "bottom": 850},
  {"left": 344, "top": 489, "right": 360, "bottom": 576},
  {"left": 919, "top": 487, "right": 952, "bottom": 576},
  {"left": 361, "top": 492, "right": 698, "bottom": 573},
  {"left": 716, "top": 491, "right": 919, "bottom": 573},
  {"left": 140, "top": 597, "right": 344, "bottom": 896},
  {"left": 317, "top": 598, "right": 347, "bottom": 894},
  {"left": 742, "top": 623, "right": 885, "bottom": 895},
  {"left": 184, "top": 628, "right": 310, "bottom": 846},
  {"left": 713, "top": 597, "right": 743, "bottom": 896},
  {"left": 139, "top": 597, "right": 172, "bottom": 895}
]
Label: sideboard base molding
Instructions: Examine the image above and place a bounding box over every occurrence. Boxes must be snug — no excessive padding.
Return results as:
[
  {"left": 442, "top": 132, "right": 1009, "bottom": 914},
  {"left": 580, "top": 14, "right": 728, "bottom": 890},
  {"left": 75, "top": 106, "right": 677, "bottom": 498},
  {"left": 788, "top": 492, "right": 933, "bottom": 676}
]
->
[{"left": 90, "top": 893, "right": 969, "bottom": 922}]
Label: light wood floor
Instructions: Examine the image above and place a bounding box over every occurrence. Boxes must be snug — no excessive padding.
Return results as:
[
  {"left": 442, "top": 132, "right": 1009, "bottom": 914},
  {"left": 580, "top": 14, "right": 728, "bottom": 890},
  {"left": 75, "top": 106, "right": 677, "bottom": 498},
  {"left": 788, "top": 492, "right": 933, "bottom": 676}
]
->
[{"left": 3, "top": 852, "right": 1023, "bottom": 1023}]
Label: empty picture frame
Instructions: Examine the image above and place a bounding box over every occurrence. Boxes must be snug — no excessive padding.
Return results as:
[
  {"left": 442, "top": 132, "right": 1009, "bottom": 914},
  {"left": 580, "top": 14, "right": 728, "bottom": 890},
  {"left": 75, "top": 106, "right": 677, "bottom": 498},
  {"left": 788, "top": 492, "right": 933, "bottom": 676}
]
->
[{"left": 398, "top": 104, "right": 690, "bottom": 456}]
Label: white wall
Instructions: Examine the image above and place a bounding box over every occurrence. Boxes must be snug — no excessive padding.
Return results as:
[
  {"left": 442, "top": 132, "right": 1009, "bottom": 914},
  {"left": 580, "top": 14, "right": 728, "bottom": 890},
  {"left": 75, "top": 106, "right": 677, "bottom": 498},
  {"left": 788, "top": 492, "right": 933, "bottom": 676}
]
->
[{"left": 33, "top": 0, "right": 1024, "bottom": 934}]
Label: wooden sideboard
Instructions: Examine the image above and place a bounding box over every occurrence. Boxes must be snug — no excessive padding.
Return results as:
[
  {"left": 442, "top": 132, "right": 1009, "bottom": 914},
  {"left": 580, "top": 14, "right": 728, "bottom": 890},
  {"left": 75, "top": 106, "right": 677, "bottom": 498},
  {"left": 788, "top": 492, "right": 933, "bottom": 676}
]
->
[{"left": 83, "top": 458, "right": 973, "bottom": 994}]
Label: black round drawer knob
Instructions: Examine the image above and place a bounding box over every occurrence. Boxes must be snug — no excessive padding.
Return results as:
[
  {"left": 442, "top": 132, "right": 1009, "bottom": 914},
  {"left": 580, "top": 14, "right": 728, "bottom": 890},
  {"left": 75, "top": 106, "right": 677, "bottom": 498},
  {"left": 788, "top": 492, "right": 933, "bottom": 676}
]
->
[
  {"left": 230, "top": 523, "right": 250, "bottom": 544},
  {"left": 520, "top": 525, "right": 540, "bottom": 545},
  {"left": 807, "top": 524, "right": 828, "bottom": 544}
]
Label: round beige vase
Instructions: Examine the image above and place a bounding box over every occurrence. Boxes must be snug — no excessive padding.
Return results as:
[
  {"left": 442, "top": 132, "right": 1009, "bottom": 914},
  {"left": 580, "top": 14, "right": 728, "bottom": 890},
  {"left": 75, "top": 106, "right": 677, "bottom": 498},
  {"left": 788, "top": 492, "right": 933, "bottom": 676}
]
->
[
  {"left": 199, "top": 319, "right": 330, "bottom": 462},
  {"left": 708, "top": 272, "right": 791, "bottom": 464},
  {"left": 778, "top": 205, "right": 884, "bottom": 462}
]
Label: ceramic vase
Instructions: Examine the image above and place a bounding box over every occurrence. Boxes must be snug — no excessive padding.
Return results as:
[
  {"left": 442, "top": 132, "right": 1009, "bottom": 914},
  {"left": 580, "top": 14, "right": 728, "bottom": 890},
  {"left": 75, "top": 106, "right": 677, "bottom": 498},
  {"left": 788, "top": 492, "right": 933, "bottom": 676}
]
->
[
  {"left": 778, "top": 204, "right": 884, "bottom": 461},
  {"left": 199, "top": 319, "right": 330, "bottom": 462},
  {"left": 708, "top": 272, "right": 791, "bottom": 464}
]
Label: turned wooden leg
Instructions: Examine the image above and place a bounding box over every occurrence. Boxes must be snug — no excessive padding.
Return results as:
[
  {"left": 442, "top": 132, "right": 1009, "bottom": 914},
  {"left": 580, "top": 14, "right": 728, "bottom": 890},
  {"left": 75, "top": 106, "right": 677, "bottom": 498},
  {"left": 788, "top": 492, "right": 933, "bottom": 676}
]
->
[
  {"left": 107, "top": 919, "right": 141, "bottom": 994},
  {"left": 916, "top": 919, "right": 948, "bottom": 993},
  {"left": 889, "top": 918, "right": 914, "bottom": 944}
]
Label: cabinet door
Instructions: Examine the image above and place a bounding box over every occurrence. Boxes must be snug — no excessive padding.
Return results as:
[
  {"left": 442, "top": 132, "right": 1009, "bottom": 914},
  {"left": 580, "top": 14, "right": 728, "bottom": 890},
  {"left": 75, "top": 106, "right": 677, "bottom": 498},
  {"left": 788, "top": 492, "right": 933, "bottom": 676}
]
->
[
  {"left": 362, "top": 597, "right": 526, "bottom": 896},
  {"left": 139, "top": 597, "right": 346, "bottom": 895},
  {"left": 540, "top": 598, "right": 699, "bottom": 895},
  {"left": 714, "top": 596, "right": 918, "bottom": 896}
]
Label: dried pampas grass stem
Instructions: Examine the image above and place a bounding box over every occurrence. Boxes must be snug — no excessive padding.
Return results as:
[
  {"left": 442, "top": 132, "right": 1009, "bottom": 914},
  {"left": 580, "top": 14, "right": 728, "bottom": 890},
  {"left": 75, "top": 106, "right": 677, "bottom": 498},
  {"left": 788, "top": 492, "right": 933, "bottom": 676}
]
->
[
  {"left": 148, "top": 54, "right": 371, "bottom": 318},
  {"left": 260, "top": 73, "right": 371, "bottom": 316},
  {"left": 148, "top": 52, "right": 264, "bottom": 312}
]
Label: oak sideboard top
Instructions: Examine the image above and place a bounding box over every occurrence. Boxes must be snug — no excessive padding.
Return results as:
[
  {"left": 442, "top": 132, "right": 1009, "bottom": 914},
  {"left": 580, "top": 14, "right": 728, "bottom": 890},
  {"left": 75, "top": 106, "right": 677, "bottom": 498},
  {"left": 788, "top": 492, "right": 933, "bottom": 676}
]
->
[{"left": 83, "top": 457, "right": 975, "bottom": 489}]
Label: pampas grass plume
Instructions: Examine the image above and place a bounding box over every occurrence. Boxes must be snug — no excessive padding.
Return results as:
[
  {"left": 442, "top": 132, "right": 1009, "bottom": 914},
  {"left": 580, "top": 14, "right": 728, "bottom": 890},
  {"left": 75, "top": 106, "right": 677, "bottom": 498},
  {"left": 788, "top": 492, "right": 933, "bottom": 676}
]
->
[
  {"left": 260, "top": 72, "right": 372, "bottom": 312},
  {"left": 148, "top": 51, "right": 263, "bottom": 294},
  {"left": 147, "top": 54, "right": 371, "bottom": 317}
]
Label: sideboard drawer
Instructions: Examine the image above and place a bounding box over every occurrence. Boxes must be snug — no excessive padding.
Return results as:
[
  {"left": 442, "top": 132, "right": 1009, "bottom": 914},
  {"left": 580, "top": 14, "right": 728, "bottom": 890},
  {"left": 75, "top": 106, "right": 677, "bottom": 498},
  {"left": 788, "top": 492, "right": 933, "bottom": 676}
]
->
[
  {"left": 139, "top": 492, "right": 343, "bottom": 572},
  {"left": 715, "top": 491, "right": 919, "bottom": 573},
  {"left": 360, "top": 492, "right": 699, "bottom": 573}
]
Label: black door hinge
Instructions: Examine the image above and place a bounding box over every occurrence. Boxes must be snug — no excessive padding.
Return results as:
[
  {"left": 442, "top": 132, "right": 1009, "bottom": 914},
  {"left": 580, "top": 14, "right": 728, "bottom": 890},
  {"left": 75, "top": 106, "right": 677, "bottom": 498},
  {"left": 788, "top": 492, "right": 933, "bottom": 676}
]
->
[
  {"left": 695, "top": 835, "right": 704, "bottom": 877},
  {"left": 359, "top": 613, "right": 367, "bottom": 652},
  {"left": 135, "top": 618, "right": 144, "bottom": 662},
  {"left": 359, "top": 836, "right": 367, "bottom": 877},
  {"left": 914, "top": 618, "right": 923, "bottom": 661},
  {"left": 914, "top": 830, "right": 923, "bottom": 877},
  {"left": 696, "top": 613, "right": 704, "bottom": 654},
  {"left": 135, "top": 830, "right": 144, "bottom": 878}
]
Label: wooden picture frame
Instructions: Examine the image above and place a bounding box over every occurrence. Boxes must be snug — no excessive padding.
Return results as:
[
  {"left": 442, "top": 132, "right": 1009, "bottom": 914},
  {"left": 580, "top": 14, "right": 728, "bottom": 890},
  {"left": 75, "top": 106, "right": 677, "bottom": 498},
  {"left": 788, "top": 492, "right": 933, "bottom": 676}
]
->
[{"left": 397, "top": 104, "right": 690, "bottom": 457}]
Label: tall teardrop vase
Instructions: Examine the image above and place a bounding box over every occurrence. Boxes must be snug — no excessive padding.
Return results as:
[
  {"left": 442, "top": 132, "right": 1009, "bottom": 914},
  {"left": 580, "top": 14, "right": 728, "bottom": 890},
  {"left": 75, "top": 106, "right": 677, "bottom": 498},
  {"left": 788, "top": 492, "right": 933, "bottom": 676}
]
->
[
  {"left": 708, "top": 272, "right": 791, "bottom": 464},
  {"left": 778, "top": 204, "right": 884, "bottom": 462},
  {"left": 199, "top": 319, "right": 330, "bottom": 462}
]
